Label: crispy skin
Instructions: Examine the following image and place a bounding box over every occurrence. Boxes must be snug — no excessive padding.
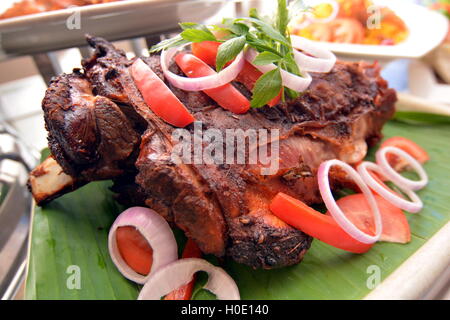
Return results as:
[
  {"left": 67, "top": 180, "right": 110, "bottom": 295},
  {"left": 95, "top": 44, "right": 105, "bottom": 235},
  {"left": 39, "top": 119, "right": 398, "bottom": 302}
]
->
[
  {"left": 42, "top": 71, "right": 140, "bottom": 181},
  {"left": 31, "top": 36, "right": 396, "bottom": 269}
]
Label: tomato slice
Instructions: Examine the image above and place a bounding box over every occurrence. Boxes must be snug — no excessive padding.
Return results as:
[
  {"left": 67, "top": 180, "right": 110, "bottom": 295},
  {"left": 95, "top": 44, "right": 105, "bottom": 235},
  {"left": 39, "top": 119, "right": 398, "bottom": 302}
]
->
[
  {"left": 164, "top": 239, "right": 202, "bottom": 300},
  {"left": 131, "top": 58, "right": 195, "bottom": 127},
  {"left": 269, "top": 193, "right": 373, "bottom": 253},
  {"left": 116, "top": 226, "right": 153, "bottom": 275},
  {"left": 191, "top": 42, "right": 281, "bottom": 107},
  {"left": 380, "top": 137, "right": 429, "bottom": 170},
  {"left": 175, "top": 52, "right": 250, "bottom": 114},
  {"left": 191, "top": 41, "right": 221, "bottom": 66},
  {"left": 328, "top": 194, "right": 410, "bottom": 244}
]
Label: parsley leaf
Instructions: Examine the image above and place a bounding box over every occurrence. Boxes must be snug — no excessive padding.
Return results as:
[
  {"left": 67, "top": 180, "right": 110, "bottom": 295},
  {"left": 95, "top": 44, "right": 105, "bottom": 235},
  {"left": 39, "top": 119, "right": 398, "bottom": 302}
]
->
[
  {"left": 215, "top": 36, "right": 246, "bottom": 72},
  {"left": 251, "top": 67, "right": 282, "bottom": 108}
]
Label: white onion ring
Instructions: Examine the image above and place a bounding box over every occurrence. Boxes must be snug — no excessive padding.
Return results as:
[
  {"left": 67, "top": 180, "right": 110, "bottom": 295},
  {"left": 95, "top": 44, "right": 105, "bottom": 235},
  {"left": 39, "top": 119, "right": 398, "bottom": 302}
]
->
[
  {"left": 376, "top": 146, "right": 428, "bottom": 191},
  {"left": 161, "top": 42, "right": 245, "bottom": 91},
  {"left": 357, "top": 161, "right": 423, "bottom": 213},
  {"left": 245, "top": 48, "right": 312, "bottom": 92},
  {"left": 318, "top": 159, "right": 382, "bottom": 244},
  {"left": 108, "top": 207, "right": 178, "bottom": 284},
  {"left": 138, "top": 258, "right": 240, "bottom": 300},
  {"left": 291, "top": 35, "right": 336, "bottom": 72}
]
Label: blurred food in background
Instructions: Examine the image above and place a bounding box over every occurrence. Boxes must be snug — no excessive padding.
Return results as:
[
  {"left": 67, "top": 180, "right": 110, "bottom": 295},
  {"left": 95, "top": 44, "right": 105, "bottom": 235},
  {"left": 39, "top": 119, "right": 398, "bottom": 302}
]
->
[
  {"left": 424, "top": 0, "right": 450, "bottom": 84},
  {"left": 289, "top": 0, "right": 408, "bottom": 45},
  {"left": 0, "top": 0, "right": 120, "bottom": 20}
]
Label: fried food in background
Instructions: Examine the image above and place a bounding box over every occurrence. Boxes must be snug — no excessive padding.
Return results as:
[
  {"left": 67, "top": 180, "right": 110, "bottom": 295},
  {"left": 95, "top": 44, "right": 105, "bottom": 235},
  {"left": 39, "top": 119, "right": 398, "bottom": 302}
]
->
[
  {"left": 291, "top": 0, "right": 408, "bottom": 45},
  {"left": 0, "top": 0, "right": 119, "bottom": 20}
]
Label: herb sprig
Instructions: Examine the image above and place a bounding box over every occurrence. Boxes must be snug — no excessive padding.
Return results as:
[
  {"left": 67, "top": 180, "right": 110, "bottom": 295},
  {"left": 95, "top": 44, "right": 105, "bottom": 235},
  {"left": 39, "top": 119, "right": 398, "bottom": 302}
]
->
[{"left": 150, "top": 0, "right": 306, "bottom": 108}]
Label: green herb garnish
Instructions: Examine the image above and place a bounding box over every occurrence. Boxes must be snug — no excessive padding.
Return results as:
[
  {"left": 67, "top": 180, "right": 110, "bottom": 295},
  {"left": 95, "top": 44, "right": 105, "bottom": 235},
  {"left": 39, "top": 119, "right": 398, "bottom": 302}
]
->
[{"left": 150, "top": 0, "right": 307, "bottom": 108}]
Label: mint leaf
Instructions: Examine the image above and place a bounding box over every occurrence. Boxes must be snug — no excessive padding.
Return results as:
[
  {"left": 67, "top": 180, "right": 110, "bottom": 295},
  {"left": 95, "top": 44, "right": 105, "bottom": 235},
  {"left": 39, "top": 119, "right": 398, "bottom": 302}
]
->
[
  {"left": 215, "top": 36, "right": 246, "bottom": 72},
  {"left": 245, "top": 34, "right": 282, "bottom": 56},
  {"left": 180, "top": 29, "right": 217, "bottom": 42},
  {"left": 150, "top": 35, "right": 189, "bottom": 53},
  {"left": 253, "top": 52, "right": 282, "bottom": 65},
  {"left": 229, "top": 23, "right": 250, "bottom": 36},
  {"left": 238, "top": 17, "right": 290, "bottom": 46},
  {"left": 180, "top": 22, "right": 213, "bottom": 34},
  {"left": 179, "top": 22, "right": 217, "bottom": 42},
  {"left": 276, "top": 0, "right": 289, "bottom": 36},
  {"left": 251, "top": 67, "right": 282, "bottom": 108}
]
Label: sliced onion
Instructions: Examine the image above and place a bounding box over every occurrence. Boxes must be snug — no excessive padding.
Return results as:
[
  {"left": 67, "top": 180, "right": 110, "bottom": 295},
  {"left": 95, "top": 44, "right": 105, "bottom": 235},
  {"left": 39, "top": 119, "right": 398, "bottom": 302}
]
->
[
  {"left": 291, "top": 35, "right": 336, "bottom": 73},
  {"left": 245, "top": 48, "right": 312, "bottom": 92},
  {"left": 376, "top": 146, "right": 428, "bottom": 191},
  {"left": 138, "top": 258, "right": 240, "bottom": 300},
  {"left": 318, "top": 159, "right": 382, "bottom": 244},
  {"left": 161, "top": 43, "right": 245, "bottom": 91},
  {"left": 108, "top": 207, "right": 178, "bottom": 284},
  {"left": 357, "top": 161, "right": 423, "bottom": 213}
]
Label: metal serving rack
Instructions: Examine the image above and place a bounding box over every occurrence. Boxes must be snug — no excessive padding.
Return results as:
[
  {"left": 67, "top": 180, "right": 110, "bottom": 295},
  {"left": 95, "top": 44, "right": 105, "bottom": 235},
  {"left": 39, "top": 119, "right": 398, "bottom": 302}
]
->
[{"left": 0, "top": 122, "right": 39, "bottom": 300}]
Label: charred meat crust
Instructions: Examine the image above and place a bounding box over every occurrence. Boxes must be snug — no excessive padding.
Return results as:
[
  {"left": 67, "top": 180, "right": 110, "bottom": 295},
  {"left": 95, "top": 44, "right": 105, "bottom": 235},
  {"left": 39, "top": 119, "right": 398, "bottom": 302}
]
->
[
  {"left": 32, "top": 36, "right": 396, "bottom": 270},
  {"left": 227, "top": 215, "right": 312, "bottom": 269},
  {"left": 43, "top": 71, "right": 140, "bottom": 181}
]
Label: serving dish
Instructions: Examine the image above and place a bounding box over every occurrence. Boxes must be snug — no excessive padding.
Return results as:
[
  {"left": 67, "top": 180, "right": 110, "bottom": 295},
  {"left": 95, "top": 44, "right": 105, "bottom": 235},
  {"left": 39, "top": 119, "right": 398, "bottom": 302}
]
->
[
  {"left": 25, "top": 120, "right": 450, "bottom": 299},
  {"left": 0, "top": 0, "right": 225, "bottom": 58},
  {"left": 315, "top": 0, "right": 448, "bottom": 62}
]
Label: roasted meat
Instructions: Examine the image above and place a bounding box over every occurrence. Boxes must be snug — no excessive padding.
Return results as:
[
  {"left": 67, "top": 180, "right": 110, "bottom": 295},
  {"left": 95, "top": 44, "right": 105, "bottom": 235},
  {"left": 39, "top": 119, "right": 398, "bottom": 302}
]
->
[
  {"left": 29, "top": 36, "right": 396, "bottom": 269},
  {"left": 42, "top": 70, "right": 140, "bottom": 181}
]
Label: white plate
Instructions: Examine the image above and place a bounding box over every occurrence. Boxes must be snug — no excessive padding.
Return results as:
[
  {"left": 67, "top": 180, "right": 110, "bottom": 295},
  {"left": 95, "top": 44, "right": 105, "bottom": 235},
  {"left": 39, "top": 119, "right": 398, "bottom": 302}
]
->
[
  {"left": 408, "top": 60, "right": 450, "bottom": 105},
  {"left": 0, "top": 0, "right": 225, "bottom": 58},
  {"left": 313, "top": 0, "right": 449, "bottom": 62}
]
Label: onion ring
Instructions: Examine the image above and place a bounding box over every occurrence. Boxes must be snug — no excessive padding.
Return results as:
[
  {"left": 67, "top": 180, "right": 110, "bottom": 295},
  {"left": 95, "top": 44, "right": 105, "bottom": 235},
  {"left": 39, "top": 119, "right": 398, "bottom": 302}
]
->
[
  {"left": 291, "top": 35, "right": 336, "bottom": 72},
  {"left": 138, "top": 258, "right": 240, "bottom": 300},
  {"left": 357, "top": 161, "right": 423, "bottom": 213},
  {"left": 245, "top": 47, "right": 312, "bottom": 92},
  {"left": 108, "top": 207, "right": 178, "bottom": 284},
  {"left": 376, "top": 146, "right": 428, "bottom": 191},
  {"left": 161, "top": 42, "right": 245, "bottom": 91},
  {"left": 318, "top": 159, "right": 382, "bottom": 244}
]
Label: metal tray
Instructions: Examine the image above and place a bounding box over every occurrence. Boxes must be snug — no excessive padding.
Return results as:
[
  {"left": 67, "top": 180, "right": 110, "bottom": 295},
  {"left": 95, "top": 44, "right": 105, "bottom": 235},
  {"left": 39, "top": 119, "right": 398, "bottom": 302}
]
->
[{"left": 0, "top": 0, "right": 226, "bottom": 59}]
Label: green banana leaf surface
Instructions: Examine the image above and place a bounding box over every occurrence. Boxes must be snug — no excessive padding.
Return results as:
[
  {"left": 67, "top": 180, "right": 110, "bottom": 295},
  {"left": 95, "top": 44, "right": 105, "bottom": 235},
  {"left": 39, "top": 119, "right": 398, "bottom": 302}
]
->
[{"left": 25, "top": 121, "right": 450, "bottom": 299}]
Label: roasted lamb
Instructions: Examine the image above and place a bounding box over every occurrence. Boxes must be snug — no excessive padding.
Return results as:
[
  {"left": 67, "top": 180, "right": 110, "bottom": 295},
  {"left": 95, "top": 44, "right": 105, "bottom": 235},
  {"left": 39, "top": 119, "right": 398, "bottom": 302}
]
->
[{"left": 29, "top": 36, "right": 396, "bottom": 269}]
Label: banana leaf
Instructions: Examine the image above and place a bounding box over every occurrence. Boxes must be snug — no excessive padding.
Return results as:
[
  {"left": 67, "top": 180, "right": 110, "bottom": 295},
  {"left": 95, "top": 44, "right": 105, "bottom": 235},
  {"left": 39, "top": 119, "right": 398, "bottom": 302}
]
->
[{"left": 25, "top": 121, "right": 450, "bottom": 299}]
